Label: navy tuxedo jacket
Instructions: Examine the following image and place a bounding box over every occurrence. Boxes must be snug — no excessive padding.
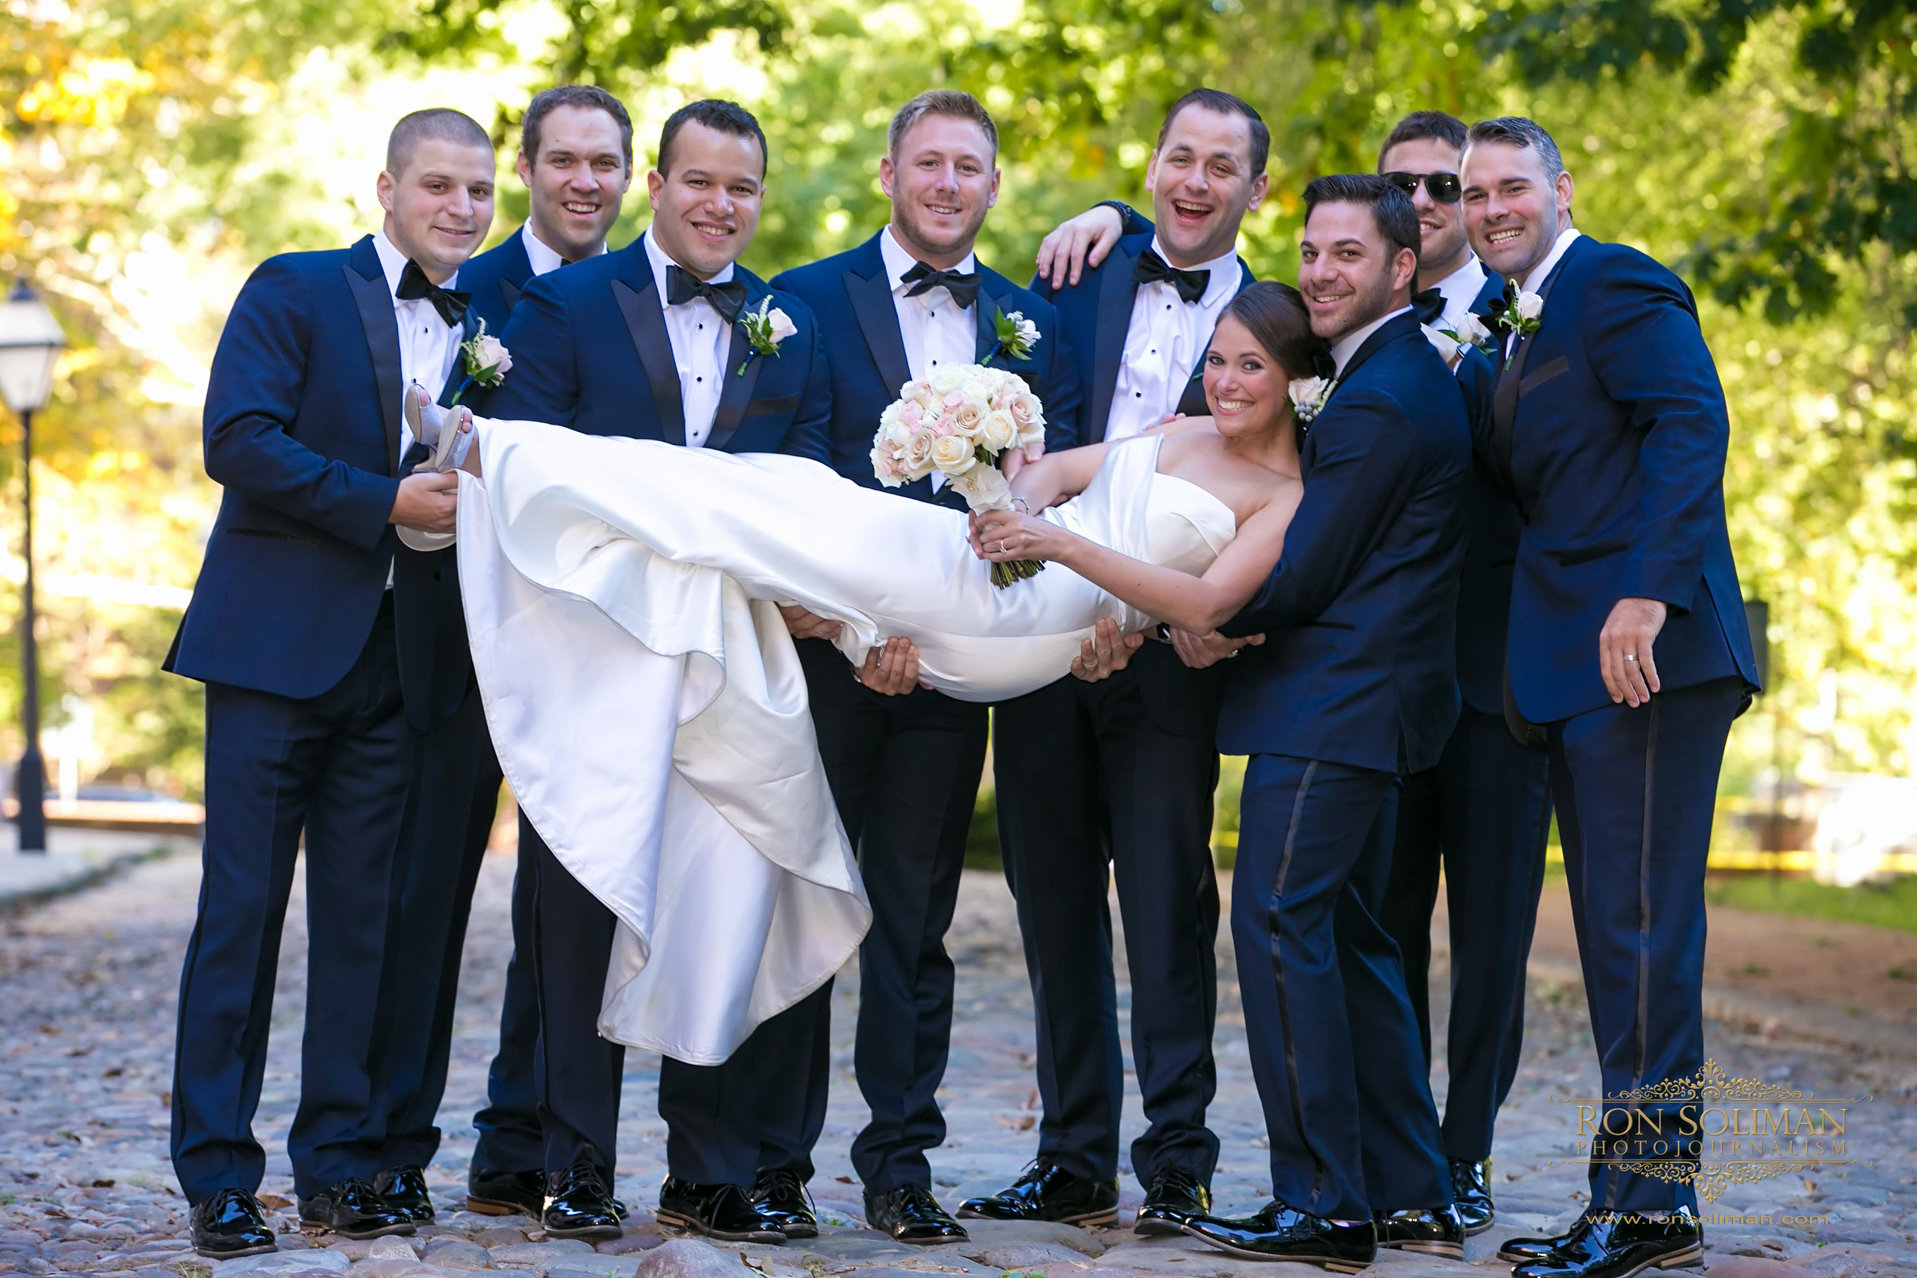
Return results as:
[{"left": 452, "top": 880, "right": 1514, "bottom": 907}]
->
[
  {"left": 1498, "top": 236, "right": 1758, "bottom": 723},
  {"left": 169, "top": 235, "right": 444, "bottom": 710},
  {"left": 1452, "top": 269, "right": 1519, "bottom": 716},
  {"left": 459, "top": 226, "right": 536, "bottom": 334},
  {"left": 1217, "top": 312, "right": 1472, "bottom": 774},
  {"left": 770, "top": 232, "right": 1081, "bottom": 509},
  {"left": 1031, "top": 226, "right": 1255, "bottom": 443},
  {"left": 480, "top": 234, "right": 832, "bottom": 465}
]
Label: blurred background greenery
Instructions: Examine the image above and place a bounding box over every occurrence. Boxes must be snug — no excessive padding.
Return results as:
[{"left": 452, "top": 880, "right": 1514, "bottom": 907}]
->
[{"left": 4, "top": 1, "right": 1914, "bottom": 874}]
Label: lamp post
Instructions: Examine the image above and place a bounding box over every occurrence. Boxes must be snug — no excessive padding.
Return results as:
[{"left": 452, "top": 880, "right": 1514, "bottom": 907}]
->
[{"left": 0, "top": 281, "right": 66, "bottom": 853}]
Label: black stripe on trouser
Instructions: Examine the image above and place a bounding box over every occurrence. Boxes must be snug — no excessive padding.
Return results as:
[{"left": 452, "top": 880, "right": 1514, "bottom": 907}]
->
[{"left": 1268, "top": 760, "right": 1327, "bottom": 1207}]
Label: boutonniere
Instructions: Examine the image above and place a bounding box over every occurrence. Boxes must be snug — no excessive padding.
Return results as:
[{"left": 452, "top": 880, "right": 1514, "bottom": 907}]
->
[
  {"left": 448, "top": 318, "right": 511, "bottom": 405},
  {"left": 1442, "top": 311, "right": 1495, "bottom": 353},
  {"left": 1488, "top": 279, "right": 1543, "bottom": 338},
  {"left": 1288, "top": 376, "right": 1335, "bottom": 425},
  {"left": 737, "top": 297, "right": 798, "bottom": 375},
  {"left": 991, "top": 307, "right": 1041, "bottom": 362}
]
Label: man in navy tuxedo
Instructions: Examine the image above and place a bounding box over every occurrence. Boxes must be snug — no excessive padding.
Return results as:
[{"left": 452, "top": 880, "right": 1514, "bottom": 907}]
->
[
  {"left": 1172, "top": 176, "right": 1468, "bottom": 1272},
  {"left": 479, "top": 99, "right": 832, "bottom": 1245},
  {"left": 165, "top": 109, "right": 497, "bottom": 1258},
  {"left": 372, "top": 85, "right": 636, "bottom": 1225},
  {"left": 1459, "top": 118, "right": 1759, "bottom": 1278},
  {"left": 770, "top": 90, "right": 1079, "bottom": 1244},
  {"left": 959, "top": 89, "right": 1263, "bottom": 1236},
  {"left": 1371, "top": 110, "right": 1553, "bottom": 1237}
]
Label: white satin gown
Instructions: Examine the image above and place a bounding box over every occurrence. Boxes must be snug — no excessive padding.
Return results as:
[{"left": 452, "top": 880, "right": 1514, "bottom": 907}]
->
[{"left": 455, "top": 423, "right": 1236, "bottom": 1064}]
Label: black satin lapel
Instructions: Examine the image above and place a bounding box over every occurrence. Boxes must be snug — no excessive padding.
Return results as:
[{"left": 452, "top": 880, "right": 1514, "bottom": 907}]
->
[
  {"left": 706, "top": 321, "right": 764, "bottom": 452},
  {"left": 500, "top": 277, "right": 523, "bottom": 313},
  {"left": 974, "top": 287, "right": 1003, "bottom": 363},
  {"left": 845, "top": 268, "right": 913, "bottom": 398},
  {"left": 612, "top": 277, "right": 686, "bottom": 447},
  {"left": 344, "top": 263, "right": 404, "bottom": 474},
  {"left": 436, "top": 311, "right": 478, "bottom": 408},
  {"left": 1088, "top": 247, "right": 1139, "bottom": 442}
]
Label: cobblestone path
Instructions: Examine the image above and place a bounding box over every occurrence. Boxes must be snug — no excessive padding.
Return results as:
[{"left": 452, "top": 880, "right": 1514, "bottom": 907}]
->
[{"left": 1, "top": 849, "right": 1914, "bottom": 1276}]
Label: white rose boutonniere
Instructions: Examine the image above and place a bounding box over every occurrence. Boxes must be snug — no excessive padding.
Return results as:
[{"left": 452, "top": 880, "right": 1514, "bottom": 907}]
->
[
  {"left": 1444, "top": 311, "right": 1494, "bottom": 352},
  {"left": 1287, "top": 375, "right": 1335, "bottom": 425},
  {"left": 991, "top": 307, "right": 1041, "bottom": 362},
  {"left": 1490, "top": 279, "right": 1544, "bottom": 339},
  {"left": 449, "top": 318, "right": 511, "bottom": 405},
  {"left": 737, "top": 297, "right": 797, "bottom": 374}
]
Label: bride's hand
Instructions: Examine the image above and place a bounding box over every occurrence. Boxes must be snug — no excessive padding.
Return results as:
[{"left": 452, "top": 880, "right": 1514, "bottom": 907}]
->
[{"left": 974, "top": 508, "right": 1070, "bottom": 563}]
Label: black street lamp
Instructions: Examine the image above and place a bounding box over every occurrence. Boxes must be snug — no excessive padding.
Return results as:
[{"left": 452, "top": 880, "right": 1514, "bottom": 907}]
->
[{"left": 0, "top": 280, "right": 65, "bottom": 853}]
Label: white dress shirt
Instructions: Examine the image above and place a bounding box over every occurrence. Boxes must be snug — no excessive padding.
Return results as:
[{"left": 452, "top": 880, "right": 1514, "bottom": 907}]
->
[
  {"left": 644, "top": 228, "right": 733, "bottom": 449},
  {"left": 1504, "top": 225, "right": 1582, "bottom": 357},
  {"left": 1429, "top": 255, "right": 1490, "bottom": 333},
  {"left": 521, "top": 221, "right": 608, "bottom": 277},
  {"left": 373, "top": 229, "right": 464, "bottom": 570},
  {"left": 880, "top": 226, "right": 979, "bottom": 490},
  {"left": 1105, "top": 238, "right": 1241, "bottom": 441},
  {"left": 1330, "top": 304, "right": 1413, "bottom": 377}
]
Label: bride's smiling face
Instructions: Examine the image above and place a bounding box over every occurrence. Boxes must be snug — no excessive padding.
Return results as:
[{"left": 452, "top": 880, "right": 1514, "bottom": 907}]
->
[{"left": 1202, "top": 314, "right": 1289, "bottom": 438}]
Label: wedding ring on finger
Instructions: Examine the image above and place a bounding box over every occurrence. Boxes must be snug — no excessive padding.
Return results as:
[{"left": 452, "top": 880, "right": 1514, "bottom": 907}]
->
[
  {"left": 1624, "top": 653, "right": 1639, "bottom": 662},
  {"left": 999, "top": 540, "right": 1009, "bottom": 554}
]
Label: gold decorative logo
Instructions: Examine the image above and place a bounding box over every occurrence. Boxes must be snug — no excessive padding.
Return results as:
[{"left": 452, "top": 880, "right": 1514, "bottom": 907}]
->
[{"left": 1548, "top": 1059, "right": 1872, "bottom": 1202}]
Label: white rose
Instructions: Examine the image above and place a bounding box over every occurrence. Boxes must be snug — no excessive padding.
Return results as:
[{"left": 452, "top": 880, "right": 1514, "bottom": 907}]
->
[
  {"left": 474, "top": 334, "right": 512, "bottom": 375},
  {"left": 930, "top": 433, "right": 978, "bottom": 476},
  {"left": 901, "top": 428, "right": 938, "bottom": 477},
  {"left": 1516, "top": 290, "right": 1544, "bottom": 321},
  {"left": 765, "top": 306, "right": 798, "bottom": 342},
  {"left": 928, "top": 366, "right": 966, "bottom": 395},
  {"left": 951, "top": 464, "right": 1011, "bottom": 511},
  {"left": 979, "top": 409, "right": 1018, "bottom": 452},
  {"left": 1454, "top": 312, "right": 1492, "bottom": 345},
  {"left": 879, "top": 408, "right": 912, "bottom": 449},
  {"left": 1016, "top": 316, "right": 1040, "bottom": 346},
  {"left": 952, "top": 401, "right": 986, "bottom": 437}
]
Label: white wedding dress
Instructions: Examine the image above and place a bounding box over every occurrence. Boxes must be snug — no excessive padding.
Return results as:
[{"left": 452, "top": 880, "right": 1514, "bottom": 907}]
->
[{"left": 455, "top": 422, "right": 1236, "bottom": 1064}]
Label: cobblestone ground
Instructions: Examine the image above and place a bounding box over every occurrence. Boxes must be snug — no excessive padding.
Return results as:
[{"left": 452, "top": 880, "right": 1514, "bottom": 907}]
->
[{"left": 2, "top": 849, "right": 1916, "bottom": 1277}]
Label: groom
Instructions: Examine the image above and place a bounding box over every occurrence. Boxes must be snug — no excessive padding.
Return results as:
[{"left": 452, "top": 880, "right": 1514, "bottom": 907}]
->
[
  {"left": 1460, "top": 117, "right": 1759, "bottom": 1278},
  {"left": 1174, "top": 175, "right": 1469, "bottom": 1271},
  {"left": 480, "top": 99, "right": 833, "bottom": 1243},
  {"left": 771, "top": 89, "right": 1079, "bottom": 1244}
]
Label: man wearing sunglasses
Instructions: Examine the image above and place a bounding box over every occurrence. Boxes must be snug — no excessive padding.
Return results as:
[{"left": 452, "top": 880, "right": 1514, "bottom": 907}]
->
[{"left": 1371, "top": 110, "right": 1553, "bottom": 1241}]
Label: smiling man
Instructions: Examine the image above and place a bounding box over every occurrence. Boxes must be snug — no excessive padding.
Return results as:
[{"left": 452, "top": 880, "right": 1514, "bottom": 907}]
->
[
  {"left": 770, "top": 89, "right": 1079, "bottom": 1245},
  {"left": 369, "top": 84, "right": 638, "bottom": 1230},
  {"left": 166, "top": 107, "right": 495, "bottom": 1259},
  {"left": 479, "top": 99, "right": 834, "bottom": 1245},
  {"left": 1458, "top": 117, "right": 1759, "bottom": 1278}
]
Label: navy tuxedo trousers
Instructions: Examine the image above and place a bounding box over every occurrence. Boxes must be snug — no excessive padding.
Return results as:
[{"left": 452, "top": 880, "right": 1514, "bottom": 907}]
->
[
  {"left": 373, "top": 682, "right": 542, "bottom": 1173},
  {"left": 172, "top": 597, "right": 414, "bottom": 1202},
  {"left": 991, "top": 646, "right": 1222, "bottom": 1187},
  {"left": 1381, "top": 706, "right": 1552, "bottom": 1164},
  {"left": 796, "top": 638, "right": 988, "bottom": 1193},
  {"left": 1552, "top": 676, "right": 1744, "bottom": 1214},
  {"left": 523, "top": 815, "right": 832, "bottom": 1186},
  {"left": 1231, "top": 754, "right": 1450, "bottom": 1220}
]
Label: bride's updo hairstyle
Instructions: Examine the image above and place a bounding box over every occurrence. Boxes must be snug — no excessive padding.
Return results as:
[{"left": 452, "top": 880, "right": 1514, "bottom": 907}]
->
[{"left": 1221, "top": 281, "right": 1332, "bottom": 383}]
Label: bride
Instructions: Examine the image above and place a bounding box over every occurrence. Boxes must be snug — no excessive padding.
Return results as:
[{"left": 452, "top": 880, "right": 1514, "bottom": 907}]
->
[{"left": 444, "top": 280, "right": 1319, "bottom": 1063}]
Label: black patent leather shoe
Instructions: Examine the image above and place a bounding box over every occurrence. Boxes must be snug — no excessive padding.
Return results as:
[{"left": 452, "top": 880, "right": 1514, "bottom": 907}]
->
[
  {"left": 1500, "top": 1211, "right": 1597, "bottom": 1263},
  {"left": 191, "top": 1187, "right": 278, "bottom": 1259},
  {"left": 864, "top": 1183, "right": 967, "bottom": 1244},
  {"left": 1134, "top": 1166, "right": 1210, "bottom": 1236},
  {"left": 957, "top": 1159, "right": 1119, "bottom": 1226},
  {"left": 1374, "top": 1204, "right": 1465, "bottom": 1258},
  {"left": 466, "top": 1165, "right": 547, "bottom": 1217},
  {"left": 374, "top": 1164, "right": 434, "bottom": 1223},
  {"left": 753, "top": 1168, "right": 818, "bottom": 1239},
  {"left": 657, "top": 1176, "right": 786, "bottom": 1243},
  {"left": 1511, "top": 1207, "right": 1704, "bottom": 1278},
  {"left": 542, "top": 1161, "right": 624, "bottom": 1241},
  {"left": 1450, "top": 1157, "right": 1495, "bottom": 1235},
  {"left": 298, "top": 1177, "right": 417, "bottom": 1240},
  {"left": 1182, "top": 1200, "right": 1376, "bottom": 1273}
]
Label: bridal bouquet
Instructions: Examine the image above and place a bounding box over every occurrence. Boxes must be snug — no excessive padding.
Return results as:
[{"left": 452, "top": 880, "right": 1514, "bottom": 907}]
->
[{"left": 870, "top": 364, "right": 1048, "bottom": 587}]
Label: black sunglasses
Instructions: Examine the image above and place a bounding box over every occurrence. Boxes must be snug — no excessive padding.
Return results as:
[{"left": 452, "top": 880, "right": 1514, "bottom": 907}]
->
[{"left": 1383, "top": 170, "right": 1462, "bottom": 204}]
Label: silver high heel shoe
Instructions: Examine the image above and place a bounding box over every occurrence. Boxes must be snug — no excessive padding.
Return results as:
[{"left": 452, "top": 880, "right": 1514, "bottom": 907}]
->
[{"left": 404, "top": 382, "right": 475, "bottom": 473}]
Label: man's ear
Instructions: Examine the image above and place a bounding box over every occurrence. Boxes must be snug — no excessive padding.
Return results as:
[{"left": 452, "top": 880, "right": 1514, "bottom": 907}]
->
[
  {"left": 878, "top": 154, "right": 897, "bottom": 201},
  {"left": 377, "top": 170, "right": 397, "bottom": 215},
  {"left": 1247, "top": 170, "right": 1269, "bottom": 212},
  {"left": 646, "top": 169, "right": 665, "bottom": 209},
  {"left": 515, "top": 150, "right": 533, "bottom": 189}
]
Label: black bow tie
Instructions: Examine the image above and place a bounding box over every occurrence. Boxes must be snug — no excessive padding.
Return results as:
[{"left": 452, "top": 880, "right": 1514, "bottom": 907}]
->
[
  {"left": 1412, "top": 286, "right": 1447, "bottom": 327},
  {"left": 665, "top": 265, "right": 749, "bottom": 324},
  {"left": 900, "top": 260, "right": 982, "bottom": 308},
  {"left": 396, "top": 260, "right": 470, "bottom": 327},
  {"left": 1131, "top": 248, "right": 1209, "bottom": 304}
]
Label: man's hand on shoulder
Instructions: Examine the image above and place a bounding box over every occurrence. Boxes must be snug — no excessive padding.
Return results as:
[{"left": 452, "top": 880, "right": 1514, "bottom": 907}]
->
[
  {"left": 1170, "top": 627, "right": 1263, "bottom": 669},
  {"left": 1599, "top": 596, "right": 1668, "bottom": 708},
  {"left": 1034, "top": 205, "right": 1127, "bottom": 291},
  {"left": 390, "top": 472, "right": 458, "bottom": 534}
]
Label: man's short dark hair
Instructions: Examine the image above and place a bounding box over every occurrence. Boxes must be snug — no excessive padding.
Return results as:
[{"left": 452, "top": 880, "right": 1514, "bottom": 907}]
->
[
  {"left": 522, "top": 85, "right": 633, "bottom": 169},
  {"left": 1465, "top": 116, "right": 1565, "bottom": 186},
  {"left": 657, "top": 99, "right": 768, "bottom": 179},
  {"left": 1378, "top": 110, "right": 1467, "bottom": 166},
  {"left": 1157, "top": 88, "right": 1269, "bottom": 175},
  {"left": 1301, "top": 173, "right": 1421, "bottom": 267},
  {"left": 888, "top": 90, "right": 999, "bottom": 160},
  {"left": 386, "top": 108, "right": 492, "bottom": 176}
]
